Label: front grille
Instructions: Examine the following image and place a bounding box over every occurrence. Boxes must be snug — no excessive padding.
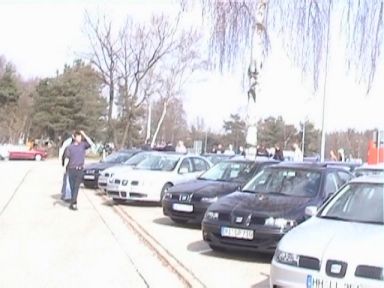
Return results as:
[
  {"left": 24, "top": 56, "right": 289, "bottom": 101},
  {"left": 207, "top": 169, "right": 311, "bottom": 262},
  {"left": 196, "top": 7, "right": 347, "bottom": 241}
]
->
[
  {"left": 219, "top": 213, "right": 230, "bottom": 221},
  {"left": 105, "top": 173, "right": 110, "bottom": 177},
  {"left": 114, "top": 179, "right": 121, "bottom": 184},
  {"left": 355, "top": 265, "right": 383, "bottom": 280},
  {"left": 108, "top": 191, "right": 119, "bottom": 196},
  {"left": 121, "top": 192, "right": 127, "bottom": 197},
  {"left": 299, "top": 256, "right": 320, "bottom": 271},
  {"left": 250, "top": 216, "right": 266, "bottom": 225},
  {"left": 99, "top": 183, "right": 107, "bottom": 187},
  {"left": 131, "top": 181, "right": 139, "bottom": 186},
  {"left": 130, "top": 192, "right": 147, "bottom": 198}
]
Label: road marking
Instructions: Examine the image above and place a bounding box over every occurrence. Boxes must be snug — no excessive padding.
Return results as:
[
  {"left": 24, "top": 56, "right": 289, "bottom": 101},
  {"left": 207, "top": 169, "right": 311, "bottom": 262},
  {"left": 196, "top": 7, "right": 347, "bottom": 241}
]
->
[{"left": 0, "top": 168, "right": 31, "bottom": 218}]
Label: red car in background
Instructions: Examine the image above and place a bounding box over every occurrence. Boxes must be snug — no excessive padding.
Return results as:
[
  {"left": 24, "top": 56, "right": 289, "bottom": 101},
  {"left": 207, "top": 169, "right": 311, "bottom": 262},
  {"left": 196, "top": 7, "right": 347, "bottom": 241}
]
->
[{"left": 8, "top": 148, "right": 48, "bottom": 161}]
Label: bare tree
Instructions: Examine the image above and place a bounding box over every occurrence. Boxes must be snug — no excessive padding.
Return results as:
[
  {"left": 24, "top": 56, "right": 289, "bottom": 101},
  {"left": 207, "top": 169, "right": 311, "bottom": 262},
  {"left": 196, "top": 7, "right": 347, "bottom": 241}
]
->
[
  {"left": 84, "top": 12, "right": 119, "bottom": 142},
  {"left": 196, "top": 0, "right": 384, "bottom": 159}
]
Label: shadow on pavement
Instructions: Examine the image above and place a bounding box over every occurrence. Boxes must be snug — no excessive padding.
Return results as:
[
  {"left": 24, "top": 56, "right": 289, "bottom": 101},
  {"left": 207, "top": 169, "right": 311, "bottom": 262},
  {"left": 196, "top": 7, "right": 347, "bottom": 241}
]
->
[
  {"left": 251, "top": 273, "right": 270, "bottom": 288},
  {"left": 101, "top": 200, "right": 161, "bottom": 209},
  {"left": 153, "top": 217, "right": 201, "bottom": 230},
  {"left": 50, "top": 194, "right": 70, "bottom": 208},
  {"left": 187, "top": 240, "right": 273, "bottom": 264}
]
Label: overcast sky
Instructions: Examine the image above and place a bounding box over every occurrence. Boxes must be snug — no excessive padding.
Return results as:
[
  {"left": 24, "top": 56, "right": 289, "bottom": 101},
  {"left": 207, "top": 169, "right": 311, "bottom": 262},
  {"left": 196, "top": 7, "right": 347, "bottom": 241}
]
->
[{"left": 0, "top": 0, "right": 383, "bottom": 133}]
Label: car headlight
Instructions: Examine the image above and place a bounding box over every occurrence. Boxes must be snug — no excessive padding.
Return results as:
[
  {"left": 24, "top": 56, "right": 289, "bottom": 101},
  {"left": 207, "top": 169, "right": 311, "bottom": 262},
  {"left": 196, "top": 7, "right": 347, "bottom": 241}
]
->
[
  {"left": 265, "top": 217, "right": 297, "bottom": 230},
  {"left": 274, "top": 249, "right": 300, "bottom": 267},
  {"left": 204, "top": 211, "right": 219, "bottom": 221},
  {"left": 201, "top": 196, "right": 218, "bottom": 203},
  {"left": 122, "top": 180, "right": 128, "bottom": 186}
]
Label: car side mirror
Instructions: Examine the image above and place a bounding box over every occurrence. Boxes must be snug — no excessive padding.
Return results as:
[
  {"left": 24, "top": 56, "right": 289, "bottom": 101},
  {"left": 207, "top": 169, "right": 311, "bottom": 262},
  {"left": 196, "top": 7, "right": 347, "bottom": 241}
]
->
[
  {"left": 179, "top": 167, "right": 189, "bottom": 174},
  {"left": 305, "top": 206, "right": 318, "bottom": 217}
]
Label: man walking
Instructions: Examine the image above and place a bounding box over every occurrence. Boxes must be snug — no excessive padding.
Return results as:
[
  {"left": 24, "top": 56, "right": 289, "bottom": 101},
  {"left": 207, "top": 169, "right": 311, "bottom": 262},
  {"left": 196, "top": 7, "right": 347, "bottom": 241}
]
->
[{"left": 64, "top": 130, "right": 94, "bottom": 210}]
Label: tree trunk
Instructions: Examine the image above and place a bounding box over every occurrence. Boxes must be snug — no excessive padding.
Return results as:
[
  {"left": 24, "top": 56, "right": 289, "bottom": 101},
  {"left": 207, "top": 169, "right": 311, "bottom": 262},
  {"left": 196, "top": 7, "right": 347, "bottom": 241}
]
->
[
  {"left": 107, "top": 78, "right": 114, "bottom": 143},
  {"left": 151, "top": 101, "right": 168, "bottom": 148},
  {"left": 146, "top": 100, "right": 152, "bottom": 141},
  {"left": 245, "top": 0, "right": 267, "bottom": 160},
  {"left": 120, "top": 112, "right": 131, "bottom": 149}
]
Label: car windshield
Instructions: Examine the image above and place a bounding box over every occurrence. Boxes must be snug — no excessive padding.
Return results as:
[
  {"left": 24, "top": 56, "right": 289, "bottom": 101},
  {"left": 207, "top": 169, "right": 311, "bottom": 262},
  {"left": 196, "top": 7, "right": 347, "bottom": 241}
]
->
[
  {"left": 354, "top": 169, "right": 384, "bottom": 177},
  {"left": 102, "top": 152, "right": 133, "bottom": 163},
  {"left": 199, "top": 161, "right": 256, "bottom": 182},
  {"left": 123, "top": 152, "right": 148, "bottom": 166},
  {"left": 135, "top": 154, "right": 180, "bottom": 171},
  {"left": 319, "top": 183, "right": 384, "bottom": 225},
  {"left": 242, "top": 167, "right": 321, "bottom": 197}
]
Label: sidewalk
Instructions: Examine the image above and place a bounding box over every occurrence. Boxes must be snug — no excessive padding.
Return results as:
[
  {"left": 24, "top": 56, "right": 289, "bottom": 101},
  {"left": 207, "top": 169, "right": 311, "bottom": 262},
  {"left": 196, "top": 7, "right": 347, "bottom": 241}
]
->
[{"left": 0, "top": 161, "right": 179, "bottom": 288}]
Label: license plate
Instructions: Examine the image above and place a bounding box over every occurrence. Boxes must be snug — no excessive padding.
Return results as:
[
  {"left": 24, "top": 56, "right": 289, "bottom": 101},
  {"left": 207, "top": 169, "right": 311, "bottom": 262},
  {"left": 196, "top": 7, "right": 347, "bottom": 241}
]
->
[
  {"left": 220, "top": 227, "right": 254, "bottom": 240},
  {"left": 84, "top": 175, "right": 95, "bottom": 180},
  {"left": 172, "top": 203, "right": 193, "bottom": 213},
  {"left": 307, "top": 275, "right": 361, "bottom": 288}
]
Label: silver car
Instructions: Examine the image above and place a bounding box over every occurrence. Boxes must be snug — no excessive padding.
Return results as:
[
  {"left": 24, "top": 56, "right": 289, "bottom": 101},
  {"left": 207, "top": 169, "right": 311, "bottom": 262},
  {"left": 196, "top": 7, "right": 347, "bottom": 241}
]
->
[{"left": 270, "top": 175, "right": 384, "bottom": 288}]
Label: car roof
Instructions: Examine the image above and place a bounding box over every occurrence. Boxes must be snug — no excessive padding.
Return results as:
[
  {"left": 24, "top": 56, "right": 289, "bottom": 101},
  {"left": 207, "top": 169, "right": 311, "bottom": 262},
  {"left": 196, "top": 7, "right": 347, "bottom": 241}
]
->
[
  {"left": 220, "top": 158, "right": 278, "bottom": 164},
  {"left": 355, "top": 164, "right": 384, "bottom": 171},
  {"left": 350, "top": 175, "right": 384, "bottom": 184},
  {"left": 272, "top": 161, "right": 349, "bottom": 171}
]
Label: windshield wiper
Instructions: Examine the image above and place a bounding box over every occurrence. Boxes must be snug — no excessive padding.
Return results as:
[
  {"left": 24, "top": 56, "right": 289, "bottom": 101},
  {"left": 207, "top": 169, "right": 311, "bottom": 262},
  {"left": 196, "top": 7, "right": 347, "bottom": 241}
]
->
[{"left": 241, "top": 189, "right": 256, "bottom": 193}]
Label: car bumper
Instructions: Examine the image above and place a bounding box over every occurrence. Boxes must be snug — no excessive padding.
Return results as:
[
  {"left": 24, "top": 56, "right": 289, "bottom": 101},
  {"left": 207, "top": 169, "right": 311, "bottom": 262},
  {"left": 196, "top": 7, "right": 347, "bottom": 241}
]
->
[
  {"left": 162, "top": 199, "right": 209, "bottom": 223},
  {"left": 97, "top": 175, "right": 108, "bottom": 190},
  {"left": 106, "top": 184, "right": 161, "bottom": 202},
  {"left": 202, "top": 221, "right": 284, "bottom": 254},
  {"left": 270, "top": 258, "right": 382, "bottom": 288}
]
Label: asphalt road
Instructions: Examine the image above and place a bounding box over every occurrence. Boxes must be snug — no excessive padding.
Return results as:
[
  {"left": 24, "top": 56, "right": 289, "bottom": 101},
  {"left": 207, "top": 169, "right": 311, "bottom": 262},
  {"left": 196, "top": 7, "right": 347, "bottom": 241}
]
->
[{"left": 0, "top": 159, "right": 272, "bottom": 288}]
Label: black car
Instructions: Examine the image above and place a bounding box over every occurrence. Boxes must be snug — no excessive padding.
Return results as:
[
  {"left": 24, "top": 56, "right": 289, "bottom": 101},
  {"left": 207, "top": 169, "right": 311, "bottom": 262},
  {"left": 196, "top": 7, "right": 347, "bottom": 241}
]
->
[
  {"left": 162, "top": 159, "right": 277, "bottom": 224},
  {"left": 83, "top": 149, "right": 141, "bottom": 188},
  {"left": 323, "top": 161, "right": 362, "bottom": 172},
  {"left": 202, "top": 162, "right": 353, "bottom": 254}
]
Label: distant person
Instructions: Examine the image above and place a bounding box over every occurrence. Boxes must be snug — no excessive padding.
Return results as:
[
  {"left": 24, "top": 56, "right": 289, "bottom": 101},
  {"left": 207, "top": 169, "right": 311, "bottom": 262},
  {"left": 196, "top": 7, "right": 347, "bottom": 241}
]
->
[
  {"left": 217, "top": 144, "right": 224, "bottom": 154},
  {"left": 239, "top": 146, "right": 246, "bottom": 157},
  {"left": 273, "top": 145, "right": 285, "bottom": 161},
  {"left": 175, "top": 140, "right": 187, "bottom": 153},
  {"left": 63, "top": 130, "right": 94, "bottom": 210},
  {"left": 338, "top": 148, "right": 345, "bottom": 162},
  {"left": 59, "top": 133, "right": 74, "bottom": 201},
  {"left": 224, "top": 144, "right": 235, "bottom": 155},
  {"left": 163, "top": 142, "right": 175, "bottom": 152},
  {"left": 293, "top": 143, "right": 303, "bottom": 162},
  {"left": 330, "top": 150, "right": 338, "bottom": 161},
  {"left": 142, "top": 139, "right": 152, "bottom": 151}
]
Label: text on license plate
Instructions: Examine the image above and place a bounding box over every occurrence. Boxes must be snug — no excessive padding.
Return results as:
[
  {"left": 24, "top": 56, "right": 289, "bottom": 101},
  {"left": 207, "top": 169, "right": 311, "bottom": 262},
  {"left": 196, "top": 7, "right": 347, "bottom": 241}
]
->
[
  {"left": 221, "top": 227, "right": 254, "bottom": 240},
  {"left": 172, "top": 203, "right": 193, "bottom": 212},
  {"left": 307, "top": 275, "right": 361, "bottom": 288},
  {"left": 84, "top": 175, "right": 95, "bottom": 180}
]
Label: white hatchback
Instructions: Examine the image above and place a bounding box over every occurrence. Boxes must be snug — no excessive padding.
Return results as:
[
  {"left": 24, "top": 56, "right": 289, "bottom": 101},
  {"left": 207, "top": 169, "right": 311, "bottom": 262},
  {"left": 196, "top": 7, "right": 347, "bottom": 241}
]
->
[
  {"left": 270, "top": 176, "right": 384, "bottom": 288},
  {"left": 106, "top": 152, "right": 212, "bottom": 203}
]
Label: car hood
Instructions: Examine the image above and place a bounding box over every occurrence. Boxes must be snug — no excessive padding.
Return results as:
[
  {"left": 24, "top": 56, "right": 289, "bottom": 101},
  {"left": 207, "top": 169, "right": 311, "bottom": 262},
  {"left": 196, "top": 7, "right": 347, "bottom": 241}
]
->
[
  {"left": 84, "top": 162, "right": 120, "bottom": 171},
  {"left": 102, "top": 165, "right": 132, "bottom": 175},
  {"left": 169, "top": 179, "right": 240, "bottom": 197},
  {"left": 113, "top": 169, "right": 173, "bottom": 182},
  {"left": 279, "top": 217, "right": 384, "bottom": 266},
  {"left": 208, "top": 191, "right": 314, "bottom": 220}
]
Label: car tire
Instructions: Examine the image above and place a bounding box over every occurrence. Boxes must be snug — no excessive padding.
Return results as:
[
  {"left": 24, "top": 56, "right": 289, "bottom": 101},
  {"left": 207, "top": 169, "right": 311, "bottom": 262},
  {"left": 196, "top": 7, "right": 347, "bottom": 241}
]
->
[
  {"left": 209, "top": 244, "right": 226, "bottom": 252},
  {"left": 160, "top": 183, "right": 173, "bottom": 203},
  {"left": 171, "top": 218, "right": 188, "bottom": 224},
  {"left": 35, "top": 154, "right": 42, "bottom": 161}
]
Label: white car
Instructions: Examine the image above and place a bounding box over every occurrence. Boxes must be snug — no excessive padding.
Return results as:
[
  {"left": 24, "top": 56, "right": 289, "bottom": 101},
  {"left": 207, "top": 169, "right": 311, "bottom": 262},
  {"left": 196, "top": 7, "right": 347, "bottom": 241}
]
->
[
  {"left": 106, "top": 152, "right": 212, "bottom": 203},
  {"left": 270, "top": 175, "right": 384, "bottom": 288},
  {"left": 97, "top": 152, "right": 152, "bottom": 190},
  {"left": 354, "top": 164, "right": 384, "bottom": 178}
]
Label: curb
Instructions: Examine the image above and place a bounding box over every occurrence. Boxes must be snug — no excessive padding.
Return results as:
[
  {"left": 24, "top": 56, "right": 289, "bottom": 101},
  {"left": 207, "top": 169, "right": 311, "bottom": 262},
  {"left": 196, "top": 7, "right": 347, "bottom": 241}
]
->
[{"left": 105, "top": 196, "right": 206, "bottom": 288}]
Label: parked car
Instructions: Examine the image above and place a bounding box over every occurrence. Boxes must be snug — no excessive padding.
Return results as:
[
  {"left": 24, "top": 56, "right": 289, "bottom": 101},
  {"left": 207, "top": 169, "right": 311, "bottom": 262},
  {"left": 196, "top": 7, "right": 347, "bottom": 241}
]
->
[
  {"left": 97, "top": 151, "right": 152, "bottom": 191},
  {"left": 323, "top": 161, "right": 362, "bottom": 172},
  {"left": 8, "top": 147, "right": 47, "bottom": 161},
  {"left": 201, "top": 162, "right": 353, "bottom": 253},
  {"left": 353, "top": 164, "right": 384, "bottom": 177},
  {"left": 201, "top": 153, "right": 234, "bottom": 165},
  {"left": 162, "top": 159, "right": 277, "bottom": 224},
  {"left": 106, "top": 152, "right": 212, "bottom": 203},
  {"left": 270, "top": 175, "right": 384, "bottom": 288},
  {"left": 83, "top": 149, "right": 141, "bottom": 188}
]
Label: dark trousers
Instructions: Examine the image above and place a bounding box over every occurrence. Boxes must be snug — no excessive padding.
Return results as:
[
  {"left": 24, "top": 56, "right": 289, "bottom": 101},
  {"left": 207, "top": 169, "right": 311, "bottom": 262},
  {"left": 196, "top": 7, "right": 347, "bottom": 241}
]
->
[{"left": 68, "top": 168, "right": 83, "bottom": 205}]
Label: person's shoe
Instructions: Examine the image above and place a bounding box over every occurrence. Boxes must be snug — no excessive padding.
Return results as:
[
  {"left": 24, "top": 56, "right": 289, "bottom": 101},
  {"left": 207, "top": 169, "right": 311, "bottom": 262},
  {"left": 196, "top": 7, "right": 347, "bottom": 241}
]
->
[{"left": 69, "top": 204, "right": 78, "bottom": 211}]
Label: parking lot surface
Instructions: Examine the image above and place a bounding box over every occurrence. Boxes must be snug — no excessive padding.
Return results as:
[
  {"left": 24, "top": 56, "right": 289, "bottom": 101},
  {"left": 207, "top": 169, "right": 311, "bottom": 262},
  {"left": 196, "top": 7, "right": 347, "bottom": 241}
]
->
[{"left": 0, "top": 160, "right": 271, "bottom": 287}]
